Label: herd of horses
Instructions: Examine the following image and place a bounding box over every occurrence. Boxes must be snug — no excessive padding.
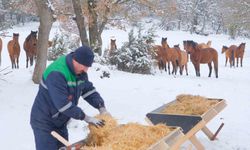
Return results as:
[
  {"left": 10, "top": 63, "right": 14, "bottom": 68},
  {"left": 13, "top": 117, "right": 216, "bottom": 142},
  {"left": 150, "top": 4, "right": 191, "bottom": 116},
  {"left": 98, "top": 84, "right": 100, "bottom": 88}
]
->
[
  {"left": 0, "top": 31, "right": 52, "bottom": 69},
  {"left": 109, "top": 37, "right": 246, "bottom": 78}
]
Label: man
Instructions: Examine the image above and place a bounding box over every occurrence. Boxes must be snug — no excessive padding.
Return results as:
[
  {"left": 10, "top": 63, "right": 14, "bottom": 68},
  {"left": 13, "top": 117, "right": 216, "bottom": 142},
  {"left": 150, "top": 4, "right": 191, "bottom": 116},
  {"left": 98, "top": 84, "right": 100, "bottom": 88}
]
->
[{"left": 30, "top": 45, "right": 110, "bottom": 150}]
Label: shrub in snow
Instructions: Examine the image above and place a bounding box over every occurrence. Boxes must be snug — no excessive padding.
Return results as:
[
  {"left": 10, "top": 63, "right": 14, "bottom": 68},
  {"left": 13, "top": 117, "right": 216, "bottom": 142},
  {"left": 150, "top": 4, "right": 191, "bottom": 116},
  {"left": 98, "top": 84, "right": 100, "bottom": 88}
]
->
[
  {"left": 108, "top": 27, "right": 155, "bottom": 74},
  {"left": 48, "top": 31, "right": 80, "bottom": 61}
]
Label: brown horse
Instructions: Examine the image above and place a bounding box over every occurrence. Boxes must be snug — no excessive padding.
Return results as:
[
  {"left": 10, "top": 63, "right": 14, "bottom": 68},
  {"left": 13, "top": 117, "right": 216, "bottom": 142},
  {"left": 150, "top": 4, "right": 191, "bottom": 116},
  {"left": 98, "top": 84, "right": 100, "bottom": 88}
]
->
[
  {"left": 153, "top": 37, "right": 168, "bottom": 71},
  {"left": 227, "top": 45, "right": 238, "bottom": 67},
  {"left": 186, "top": 40, "right": 218, "bottom": 78},
  {"left": 198, "top": 40, "right": 211, "bottom": 49},
  {"left": 8, "top": 33, "right": 20, "bottom": 69},
  {"left": 0, "top": 37, "right": 2, "bottom": 66},
  {"left": 221, "top": 45, "right": 235, "bottom": 67},
  {"left": 23, "top": 31, "right": 38, "bottom": 68},
  {"left": 174, "top": 44, "right": 188, "bottom": 75},
  {"left": 235, "top": 43, "right": 246, "bottom": 67}
]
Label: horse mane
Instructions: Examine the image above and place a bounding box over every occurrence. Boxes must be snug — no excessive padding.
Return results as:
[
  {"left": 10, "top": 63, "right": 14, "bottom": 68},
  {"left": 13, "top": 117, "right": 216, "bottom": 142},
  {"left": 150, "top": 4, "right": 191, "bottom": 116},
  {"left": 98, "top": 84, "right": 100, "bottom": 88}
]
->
[
  {"left": 174, "top": 44, "right": 179, "bottom": 48},
  {"left": 223, "top": 45, "right": 228, "bottom": 49}
]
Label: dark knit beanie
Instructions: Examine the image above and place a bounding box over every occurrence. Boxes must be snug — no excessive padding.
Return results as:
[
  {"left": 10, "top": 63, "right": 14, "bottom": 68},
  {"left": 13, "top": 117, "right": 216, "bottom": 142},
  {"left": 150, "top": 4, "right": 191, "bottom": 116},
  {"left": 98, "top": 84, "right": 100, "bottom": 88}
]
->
[{"left": 73, "top": 45, "right": 94, "bottom": 67}]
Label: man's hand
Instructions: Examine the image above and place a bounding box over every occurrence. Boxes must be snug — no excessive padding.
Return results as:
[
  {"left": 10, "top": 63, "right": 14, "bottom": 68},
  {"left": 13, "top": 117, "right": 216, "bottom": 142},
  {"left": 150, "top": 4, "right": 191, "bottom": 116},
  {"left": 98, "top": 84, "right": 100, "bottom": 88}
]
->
[
  {"left": 98, "top": 107, "right": 111, "bottom": 116},
  {"left": 84, "top": 115, "right": 105, "bottom": 128}
]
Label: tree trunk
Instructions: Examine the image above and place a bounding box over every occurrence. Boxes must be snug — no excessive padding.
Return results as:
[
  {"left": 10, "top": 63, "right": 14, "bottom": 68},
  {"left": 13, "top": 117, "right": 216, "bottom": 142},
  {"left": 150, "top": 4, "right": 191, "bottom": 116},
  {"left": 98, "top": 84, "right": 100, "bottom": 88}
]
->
[
  {"left": 88, "top": 0, "right": 102, "bottom": 55},
  {"left": 72, "top": 0, "right": 89, "bottom": 47},
  {"left": 32, "top": 0, "right": 54, "bottom": 84}
]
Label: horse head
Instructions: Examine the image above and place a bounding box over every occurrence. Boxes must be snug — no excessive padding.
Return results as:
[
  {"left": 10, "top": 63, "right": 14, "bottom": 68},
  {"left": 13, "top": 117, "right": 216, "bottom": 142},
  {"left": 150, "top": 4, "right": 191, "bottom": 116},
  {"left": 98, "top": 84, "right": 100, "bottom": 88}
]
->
[
  {"left": 186, "top": 40, "right": 196, "bottom": 54},
  {"left": 238, "top": 43, "right": 246, "bottom": 51},
  {"left": 221, "top": 46, "right": 228, "bottom": 54},
  {"left": 161, "top": 37, "right": 169, "bottom": 49},
  {"left": 110, "top": 39, "right": 117, "bottom": 50},
  {"left": 29, "top": 31, "right": 38, "bottom": 47},
  {"left": 13, "top": 33, "right": 19, "bottom": 42}
]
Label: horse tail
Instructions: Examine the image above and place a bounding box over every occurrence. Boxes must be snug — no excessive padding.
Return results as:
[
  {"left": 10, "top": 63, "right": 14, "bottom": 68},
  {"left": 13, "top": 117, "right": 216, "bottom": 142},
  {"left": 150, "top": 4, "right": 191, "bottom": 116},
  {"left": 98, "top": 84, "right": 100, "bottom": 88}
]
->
[{"left": 214, "top": 51, "right": 219, "bottom": 78}]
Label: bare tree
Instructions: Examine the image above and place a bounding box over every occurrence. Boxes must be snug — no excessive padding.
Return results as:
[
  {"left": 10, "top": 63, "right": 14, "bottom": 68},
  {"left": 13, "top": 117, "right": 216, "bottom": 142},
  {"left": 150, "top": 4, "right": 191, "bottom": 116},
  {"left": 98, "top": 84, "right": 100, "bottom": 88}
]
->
[{"left": 32, "top": 0, "right": 54, "bottom": 84}]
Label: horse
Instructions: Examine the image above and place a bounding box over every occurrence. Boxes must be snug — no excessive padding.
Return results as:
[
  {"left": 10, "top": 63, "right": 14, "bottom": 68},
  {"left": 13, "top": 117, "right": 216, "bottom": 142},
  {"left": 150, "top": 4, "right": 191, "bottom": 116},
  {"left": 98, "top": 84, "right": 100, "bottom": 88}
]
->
[
  {"left": 7, "top": 33, "right": 20, "bottom": 69},
  {"left": 153, "top": 37, "right": 168, "bottom": 72},
  {"left": 227, "top": 45, "right": 238, "bottom": 67},
  {"left": 23, "top": 31, "right": 38, "bottom": 68},
  {"left": 0, "top": 37, "right": 2, "bottom": 66},
  {"left": 235, "top": 43, "right": 246, "bottom": 67},
  {"left": 221, "top": 45, "right": 235, "bottom": 67},
  {"left": 174, "top": 44, "right": 188, "bottom": 75},
  {"left": 186, "top": 40, "right": 218, "bottom": 78},
  {"left": 198, "top": 40, "right": 211, "bottom": 49},
  {"left": 48, "top": 40, "right": 53, "bottom": 48},
  {"left": 162, "top": 38, "right": 180, "bottom": 75}
]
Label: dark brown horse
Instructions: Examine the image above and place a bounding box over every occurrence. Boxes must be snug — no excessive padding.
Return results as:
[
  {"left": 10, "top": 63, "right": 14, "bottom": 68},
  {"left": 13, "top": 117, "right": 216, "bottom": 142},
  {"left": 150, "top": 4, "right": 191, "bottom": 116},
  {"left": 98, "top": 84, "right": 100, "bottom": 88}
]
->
[
  {"left": 235, "top": 43, "right": 246, "bottom": 67},
  {"left": 8, "top": 33, "right": 20, "bottom": 69},
  {"left": 23, "top": 31, "right": 38, "bottom": 68},
  {"left": 0, "top": 37, "right": 2, "bottom": 66},
  {"left": 186, "top": 40, "right": 218, "bottom": 78}
]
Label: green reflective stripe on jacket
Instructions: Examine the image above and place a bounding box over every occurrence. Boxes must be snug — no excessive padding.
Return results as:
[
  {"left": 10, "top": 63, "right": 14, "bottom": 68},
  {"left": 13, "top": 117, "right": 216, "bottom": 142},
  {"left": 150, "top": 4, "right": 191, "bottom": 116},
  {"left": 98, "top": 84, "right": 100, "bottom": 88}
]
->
[{"left": 43, "top": 56, "right": 78, "bottom": 87}]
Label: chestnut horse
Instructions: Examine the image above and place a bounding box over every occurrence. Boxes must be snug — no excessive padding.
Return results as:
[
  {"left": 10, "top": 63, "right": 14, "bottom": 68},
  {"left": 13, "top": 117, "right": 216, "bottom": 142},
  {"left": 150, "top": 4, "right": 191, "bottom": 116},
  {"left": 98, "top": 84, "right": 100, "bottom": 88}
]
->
[
  {"left": 153, "top": 37, "right": 168, "bottom": 71},
  {"left": 198, "top": 40, "right": 212, "bottom": 49},
  {"left": 186, "top": 40, "right": 218, "bottom": 78},
  {"left": 235, "top": 43, "right": 246, "bottom": 67},
  {"left": 227, "top": 45, "right": 238, "bottom": 67},
  {"left": 221, "top": 45, "right": 235, "bottom": 67},
  {"left": 7, "top": 33, "right": 20, "bottom": 69},
  {"left": 174, "top": 44, "right": 188, "bottom": 75},
  {"left": 23, "top": 31, "right": 38, "bottom": 68},
  {"left": 0, "top": 37, "right": 2, "bottom": 66}
]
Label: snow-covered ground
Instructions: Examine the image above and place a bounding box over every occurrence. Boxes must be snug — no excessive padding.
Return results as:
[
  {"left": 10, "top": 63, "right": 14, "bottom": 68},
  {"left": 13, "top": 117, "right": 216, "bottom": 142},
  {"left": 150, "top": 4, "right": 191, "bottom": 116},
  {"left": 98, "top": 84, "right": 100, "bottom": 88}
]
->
[{"left": 0, "top": 22, "right": 250, "bottom": 150}]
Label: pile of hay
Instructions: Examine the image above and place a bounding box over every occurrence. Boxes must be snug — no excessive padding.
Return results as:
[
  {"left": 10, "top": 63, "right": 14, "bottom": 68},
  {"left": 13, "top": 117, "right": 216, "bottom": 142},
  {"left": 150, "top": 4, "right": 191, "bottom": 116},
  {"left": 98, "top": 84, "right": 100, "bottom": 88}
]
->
[
  {"left": 81, "top": 115, "right": 171, "bottom": 150},
  {"left": 161, "top": 94, "right": 219, "bottom": 115}
]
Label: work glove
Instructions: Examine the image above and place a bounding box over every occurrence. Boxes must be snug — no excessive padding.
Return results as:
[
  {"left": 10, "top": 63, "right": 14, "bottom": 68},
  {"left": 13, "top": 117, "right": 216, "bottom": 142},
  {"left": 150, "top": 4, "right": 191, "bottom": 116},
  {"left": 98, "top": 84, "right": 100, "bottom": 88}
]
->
[
  {"left": 84, "top": 115, "right": 105, "bottom": 128},
  {"left": 98, "top": 107, "right": 111, "bottom": 116}
]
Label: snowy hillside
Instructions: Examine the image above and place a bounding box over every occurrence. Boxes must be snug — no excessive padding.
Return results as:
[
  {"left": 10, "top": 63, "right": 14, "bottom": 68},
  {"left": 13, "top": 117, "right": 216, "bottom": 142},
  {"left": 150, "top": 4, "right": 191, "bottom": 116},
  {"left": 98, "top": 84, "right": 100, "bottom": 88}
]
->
[{"left": 0, "top": 22, "right": 250, "bottom": 150}]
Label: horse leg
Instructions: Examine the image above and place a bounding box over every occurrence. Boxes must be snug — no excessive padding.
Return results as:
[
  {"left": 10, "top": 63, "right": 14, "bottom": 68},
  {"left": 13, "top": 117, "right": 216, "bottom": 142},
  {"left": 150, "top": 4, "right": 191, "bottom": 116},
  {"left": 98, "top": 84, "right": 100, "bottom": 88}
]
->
[
  {"left": 208, "top": 63, "right": 212, "bottom": 77},
  {"left": 30, "top": 56, "right": 34, "bottom": 66},
  {"left": 185, "top": 64, "right": 188, "bottom": 75},
  {"left": 236, "top": 57, "right": 239, "bottom": 67},
  {"left": 17, "top": 57, "right": 19, "bottom": 69},
  {"left": 168, "top": 61, "right": 170, "bottom": 75},
  {"left": 241, "top": 57, "right": 243, "bottom": 67},
  {"left": 225, "top": 57, "right": 228, "bottom": 67}
]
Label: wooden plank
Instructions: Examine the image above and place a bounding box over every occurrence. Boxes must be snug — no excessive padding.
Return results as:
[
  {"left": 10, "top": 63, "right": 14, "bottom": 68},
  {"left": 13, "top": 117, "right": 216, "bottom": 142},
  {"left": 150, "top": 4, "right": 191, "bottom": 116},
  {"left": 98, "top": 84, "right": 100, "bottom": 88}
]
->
[
  {"left": 148, "top": 141, "right": 170, "bottom": 150},
  {"left": 201, "top": 125, "right": 214, "bottom": 140},
  {"left": 213, "top": 100, "right": 227, "bottom": 113},
  {"left": 147, "top": 127, "right": 184, "bottom": 150},
  {"left": 171, "top": 120, "right": 206, "bottom": 150},
  {"left": 202, "top": 108, "right": 217, "bottom": 122},
  {"left": 189, "top": 135, "right": 205, "bottom": 150}
]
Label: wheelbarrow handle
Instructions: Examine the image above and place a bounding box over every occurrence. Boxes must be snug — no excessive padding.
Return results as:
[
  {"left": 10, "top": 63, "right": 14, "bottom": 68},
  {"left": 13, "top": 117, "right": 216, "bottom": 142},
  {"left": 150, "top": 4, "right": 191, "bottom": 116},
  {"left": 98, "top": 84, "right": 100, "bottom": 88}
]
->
[{"left": 51, "top": 131, "right": 71, "bottom": 147}]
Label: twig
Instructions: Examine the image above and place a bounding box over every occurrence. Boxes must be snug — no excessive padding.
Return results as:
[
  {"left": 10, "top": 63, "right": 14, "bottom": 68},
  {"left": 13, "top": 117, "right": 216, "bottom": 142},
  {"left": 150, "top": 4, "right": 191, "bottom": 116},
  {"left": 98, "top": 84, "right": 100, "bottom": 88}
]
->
[
  {"left": 3, "top": 71, "right": 12, "bottom": 75},
  {"left": 0, "top": 66, "right": 10, "bottom": 72}
]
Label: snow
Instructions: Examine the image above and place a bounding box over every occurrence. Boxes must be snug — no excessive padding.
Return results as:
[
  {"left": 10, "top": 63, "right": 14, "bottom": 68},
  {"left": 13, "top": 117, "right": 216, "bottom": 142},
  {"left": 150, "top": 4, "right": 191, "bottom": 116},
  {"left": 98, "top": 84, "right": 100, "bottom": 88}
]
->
[{"left": 0, "top": 22, "right": 250, "bottom": 150}]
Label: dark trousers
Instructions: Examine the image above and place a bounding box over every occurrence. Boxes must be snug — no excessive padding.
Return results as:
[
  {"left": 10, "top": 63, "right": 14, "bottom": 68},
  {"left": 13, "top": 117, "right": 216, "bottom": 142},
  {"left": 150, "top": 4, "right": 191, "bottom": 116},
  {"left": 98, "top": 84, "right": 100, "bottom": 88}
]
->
[{"left": 32, "top": 127, "right": 68, "bottom": 150}]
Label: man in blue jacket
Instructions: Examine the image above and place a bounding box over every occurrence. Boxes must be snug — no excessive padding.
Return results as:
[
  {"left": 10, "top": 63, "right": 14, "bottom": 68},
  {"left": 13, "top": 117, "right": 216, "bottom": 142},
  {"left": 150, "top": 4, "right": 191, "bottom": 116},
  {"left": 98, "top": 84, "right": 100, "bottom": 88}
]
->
[{"left": 30, "top": 45, "right": 110, "bottom": 150}]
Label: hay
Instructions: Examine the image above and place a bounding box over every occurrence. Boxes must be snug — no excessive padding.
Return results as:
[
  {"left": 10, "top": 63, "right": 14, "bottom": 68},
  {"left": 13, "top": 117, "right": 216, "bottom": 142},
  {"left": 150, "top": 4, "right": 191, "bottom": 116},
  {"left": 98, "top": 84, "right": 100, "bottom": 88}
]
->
[
  {"left": 81, "top": 115, "right": 171, "bottom": 150},
  {"left": 161, "top": 94, "right": 219, "bottom": 115},
  {"left": 85, "top": 114, "right": 118, "bottom": 146}
]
